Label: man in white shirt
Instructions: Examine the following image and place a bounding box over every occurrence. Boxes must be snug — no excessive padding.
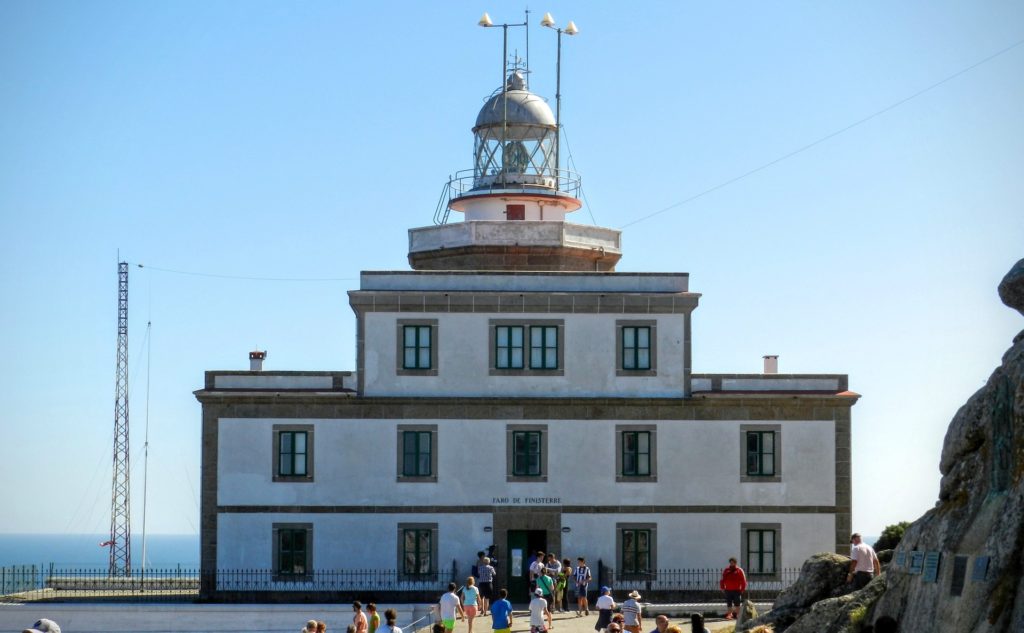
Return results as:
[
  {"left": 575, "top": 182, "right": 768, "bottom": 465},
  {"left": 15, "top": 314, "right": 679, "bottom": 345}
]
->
[
  {"left": 439, "top": 582, "right": 465, "bottom": 633},
  {"left": 621, "top": 590, "right": 643, "bottom": 633},
  {"left": 847, "top": 532, "right": 881, "bottom": 589},
  {"left": 529, "top": 588, "right": 550, "bottom": 633}
]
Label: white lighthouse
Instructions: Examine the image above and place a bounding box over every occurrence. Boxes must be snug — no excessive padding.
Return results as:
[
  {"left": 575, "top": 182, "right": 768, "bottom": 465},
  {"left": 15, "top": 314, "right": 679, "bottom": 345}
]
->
[{"left": 408, "top": 41, "right": 621, "bottom": 271}]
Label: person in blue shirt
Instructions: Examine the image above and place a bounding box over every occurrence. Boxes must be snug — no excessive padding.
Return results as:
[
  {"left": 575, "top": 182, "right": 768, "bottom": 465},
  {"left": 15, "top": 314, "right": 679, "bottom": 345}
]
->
[{"left": 490, "top": 588, "right": 514, "bottom": 633}]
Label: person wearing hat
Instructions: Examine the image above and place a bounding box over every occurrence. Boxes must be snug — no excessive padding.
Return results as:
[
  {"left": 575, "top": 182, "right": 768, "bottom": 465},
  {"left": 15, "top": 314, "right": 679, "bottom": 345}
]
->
[
  {"left": 848, "top": 533, "right": 880, "bottom": 589},
  {"left": 621, "top": 590, "right": 643, "bottom": 633},
  {"left": 593, "top": 586, "right": 616, "bottom": 633},
  {"left": 529, "top": 587, "right": 551, "bottom": 633},
  {"left": 23, "top": 619, "right": 61, "bottom": 633}
]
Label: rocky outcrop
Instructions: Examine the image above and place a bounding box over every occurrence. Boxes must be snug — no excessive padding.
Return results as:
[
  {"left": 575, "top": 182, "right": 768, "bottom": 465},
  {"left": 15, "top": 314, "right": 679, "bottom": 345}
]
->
[
  {"left": 868, "top": 259, "right": 1024, "bottom": 631},
  {"left": 741, "top": 258, "right": 1024, "bottom": 633}
]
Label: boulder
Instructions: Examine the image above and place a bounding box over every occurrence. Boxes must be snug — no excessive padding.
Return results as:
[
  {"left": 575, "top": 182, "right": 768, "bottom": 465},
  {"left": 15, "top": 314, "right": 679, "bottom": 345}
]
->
[
  {"left": 738, "top": 553, "right": 854, "bottom": 632},
  {"left": 783, "top": 573, "right": 886, "bottom": 633},
  {"left": 735, "top": 598, "right": 759, "bottom": 628},
  {"left": 998, "top": 257, "right": 1024, "bottom": 317}
]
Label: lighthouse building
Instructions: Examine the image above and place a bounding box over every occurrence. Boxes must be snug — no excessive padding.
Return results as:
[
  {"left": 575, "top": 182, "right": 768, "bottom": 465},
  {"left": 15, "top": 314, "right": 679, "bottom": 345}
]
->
[{"left": 196, "top": 56, "right": 856, "bottom": 602}]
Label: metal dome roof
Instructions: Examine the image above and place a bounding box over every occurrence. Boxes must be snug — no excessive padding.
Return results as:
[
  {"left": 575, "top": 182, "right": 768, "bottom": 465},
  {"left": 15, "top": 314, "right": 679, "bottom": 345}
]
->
[{"left": 474, "top": 72, "right": 556, "bottom": 130}]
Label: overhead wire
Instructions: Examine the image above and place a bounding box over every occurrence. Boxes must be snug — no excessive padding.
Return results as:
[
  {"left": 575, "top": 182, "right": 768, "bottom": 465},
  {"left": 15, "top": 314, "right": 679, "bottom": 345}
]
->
[
  {"left": 131, "top": 262, "right": 357, "bottom": 283},
  {"left": 619, "top": 36, "right": 1024, "bottom": 230},
  {"left": 560, "top": 125, "right": 598, "bottom": 225}
]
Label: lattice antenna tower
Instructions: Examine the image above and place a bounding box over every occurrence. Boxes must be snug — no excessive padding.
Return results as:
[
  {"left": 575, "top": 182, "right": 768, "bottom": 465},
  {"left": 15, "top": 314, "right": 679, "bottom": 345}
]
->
[{"left": 109, "top": 261, "right": 132, "bottom": 576}]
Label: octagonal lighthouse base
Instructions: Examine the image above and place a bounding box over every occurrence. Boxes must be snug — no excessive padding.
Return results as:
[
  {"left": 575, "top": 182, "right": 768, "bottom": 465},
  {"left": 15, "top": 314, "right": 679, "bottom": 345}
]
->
[{"left": 408, "top": 221, "right": 622, "bottom": 272}]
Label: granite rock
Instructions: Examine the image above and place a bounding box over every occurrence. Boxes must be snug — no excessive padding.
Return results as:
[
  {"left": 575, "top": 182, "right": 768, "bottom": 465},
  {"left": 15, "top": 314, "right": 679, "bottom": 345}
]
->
[{"left": 998, "top": 257, "right": 1024, "bottom": 317}]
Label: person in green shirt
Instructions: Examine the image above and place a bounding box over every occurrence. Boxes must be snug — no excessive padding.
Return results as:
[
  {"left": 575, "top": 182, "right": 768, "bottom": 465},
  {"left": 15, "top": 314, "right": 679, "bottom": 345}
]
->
[{"left": 367, "top": 604, "right": 380, "bottom": 633}]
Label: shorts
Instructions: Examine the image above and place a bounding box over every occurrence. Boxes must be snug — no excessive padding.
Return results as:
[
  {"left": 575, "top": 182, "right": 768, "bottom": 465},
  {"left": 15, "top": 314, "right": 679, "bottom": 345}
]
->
[
  {"left": 724, "top": 590, "right": 742, "bottom": 607},
  {"left": 625, "top": 626, "right": 641, "bottom": 633},
  {"left": 479, "top": 581, "right": 494, "bottom": 599},
  {"left": 493, "top": 628, "right": 510, "bottom": 633},
  {"left": 465, "top": 606, "right": 478, "bottom": 617},
  {"left": 576, "top": 583, "right": 589, "bottom": 598},
  {"left": 443, "top": 619, "right": 456, "bottom": 630}
]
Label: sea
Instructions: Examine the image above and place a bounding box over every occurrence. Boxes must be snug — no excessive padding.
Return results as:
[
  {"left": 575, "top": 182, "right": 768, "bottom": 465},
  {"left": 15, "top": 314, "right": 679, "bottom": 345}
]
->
[{"left": 0, "top": 533, "right": 199, "bottom": 569}]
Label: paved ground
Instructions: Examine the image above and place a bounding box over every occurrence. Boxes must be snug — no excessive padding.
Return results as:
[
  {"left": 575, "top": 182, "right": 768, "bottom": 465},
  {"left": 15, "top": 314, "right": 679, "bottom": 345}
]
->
[{"left": 0, "top": 602, "right": 743, "bottom": 633}]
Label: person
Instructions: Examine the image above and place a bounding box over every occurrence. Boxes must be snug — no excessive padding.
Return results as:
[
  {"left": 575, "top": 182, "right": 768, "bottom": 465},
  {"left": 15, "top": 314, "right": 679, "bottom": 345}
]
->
[
  {"left": 558, "top": 558, "right": 573, "bottom": 612},
  {"left": 545, "top": 554, "right": 563, "bottom": 612},
  {"left": 354, "top": 602, "right": 368, "bottom": 633},
  {"left": 464, "top": 576, "right": 481, "bottom": 633},
  {"left": 719, "top": 557, "right": 747, "bottom": 620},
  {"left": 529, "top": 550, "right": 547, "bottom": 595},
  {"left": 478, "top": 556, "right": 496, "bottom": 616},
  {"left": 666, "top": 626, "right": 684, "bottom": 633},
  {"left": 593, "top": 586, "right": 616, "bottom": 633},
  {"left": 530, "top": 587, "right": 551, "bottom": 633},
  {"left": 688, "top": 614, "right": 709, "bottom": 633},
  {"left": 301, "top": 620, "right": 319, "bottom": 633},
  {"left": 648, "top": 614, "right": 669, "bottom": 633},
  {"left": 607, "top": 623, "right": 622, "bottom": 633},
  {"left": 491, "top": 588, "right": 514, "bottom": 633},
  {"left": 23, "top": 620, "right": 61, "bottom": 633},
  {"left": 574, "top": 557, "right": 592, "bottom": 616},
  {"left": 537, "top": 568, "right": 555, "bottom": 624},
  {"left": 380, "top": 609, "right": 402, "bottom": 633},
  {"left": 474, "top": 551, "right": 486, "bottom": 579},
  {"left": 848, "top": 533, "right": 881, "bottom": 589},
  {"left": 368, "top": 604, "right": 380, "bottom": 633},
  {"left": 317, "top": 622, "right": 327, "bottom": 633},
  {"left": 621, "top": 590, "right": 643, "bottom": 633},
  {"left": 439, "top": 582, "right": 466, "bottom": 633}
]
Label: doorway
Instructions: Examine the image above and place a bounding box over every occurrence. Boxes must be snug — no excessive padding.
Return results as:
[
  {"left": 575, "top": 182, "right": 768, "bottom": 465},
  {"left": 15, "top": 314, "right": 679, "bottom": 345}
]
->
[{"left": 507, "top": 529, "right": 546, "bottom": 603}]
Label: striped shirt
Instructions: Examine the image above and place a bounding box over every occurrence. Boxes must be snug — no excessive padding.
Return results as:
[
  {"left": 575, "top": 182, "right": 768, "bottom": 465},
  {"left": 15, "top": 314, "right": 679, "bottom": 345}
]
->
[{"left": 573, "top": 565, "right": 591, "bottom": 584}]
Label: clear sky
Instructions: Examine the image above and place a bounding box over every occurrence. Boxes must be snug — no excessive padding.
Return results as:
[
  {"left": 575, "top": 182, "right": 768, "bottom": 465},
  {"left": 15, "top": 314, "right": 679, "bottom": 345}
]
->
[{"left": 1, "top": 1, "right": 1021, "bottom": 543}]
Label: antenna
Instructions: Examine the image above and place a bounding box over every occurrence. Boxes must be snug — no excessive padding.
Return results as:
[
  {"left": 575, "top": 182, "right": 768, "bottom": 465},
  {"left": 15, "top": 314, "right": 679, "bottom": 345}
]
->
[{"left": 109, "top": 261, "right": 132, "bottom": 577}]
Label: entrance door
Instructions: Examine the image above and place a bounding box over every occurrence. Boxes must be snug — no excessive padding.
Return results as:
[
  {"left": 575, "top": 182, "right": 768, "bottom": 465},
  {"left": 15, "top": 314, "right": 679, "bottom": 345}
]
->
[{"left": 507, "top": 529, "right": 547, "bottom": 603}]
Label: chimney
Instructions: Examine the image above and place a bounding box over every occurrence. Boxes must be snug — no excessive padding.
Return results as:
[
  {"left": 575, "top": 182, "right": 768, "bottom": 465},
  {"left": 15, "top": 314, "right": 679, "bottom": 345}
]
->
[
  {"left": 249, "top": 350, "right": 267, "bottom": 371},
  {"left": 763, "top": 355, "right": 778, "bottom": 374}
]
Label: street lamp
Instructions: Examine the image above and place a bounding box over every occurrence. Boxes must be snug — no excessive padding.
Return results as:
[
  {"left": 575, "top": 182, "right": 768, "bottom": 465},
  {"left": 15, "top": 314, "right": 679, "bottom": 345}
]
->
[{"left": 540, "top": 12, "right": 578, "bottom": 176}]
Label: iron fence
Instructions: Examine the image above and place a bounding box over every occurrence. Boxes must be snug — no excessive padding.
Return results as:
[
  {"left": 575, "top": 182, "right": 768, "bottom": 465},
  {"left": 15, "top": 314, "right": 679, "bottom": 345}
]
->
[
  {"left": 2, "top": 565, "right": 799, "bottom": 604},
  {"left": 600, "top": 566, "right": 801, "bottom": 601}
]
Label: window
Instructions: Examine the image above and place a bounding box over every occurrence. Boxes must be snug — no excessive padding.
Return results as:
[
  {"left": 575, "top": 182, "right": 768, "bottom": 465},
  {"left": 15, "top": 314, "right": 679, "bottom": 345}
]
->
[
  {"left": 398, "top": 523, "right": 438, "bottom": 579},
  {"left": 397, "top": 424, "right": 437, "bottom": 482},
  {"left": 616, "top": 320, "right": 657, "bottom": 376},
  {"left": 741, "top": 424, "right": 782, "bottom": 482},
  {"left": 617, "top": 523, "right": 657, "bottom": 579},
  {"left": 273, "top": 523, "right": 312, "bottom": 580},
  {"left": 273, "top": 425, "right": 314, "bottom": 482},
  {"left": 506, "top": 204, "right": 525, "bottom": 220},
  {"left": 616, "top": 425, "right": 657, "bottom": 481},
  {"left": 495, "top": 325, "right": 525, "bottom": 369},
  {"left": 506, "top": 424, "right": 548, "bottom": 482},
  {"left": 530, "top": 325, "right": 558, "bottom": 369},
  {"left": 489, "top": 320, "right": 564, "bottom": 376},
  {"left": 404, "top": 325, "right": 431, "bottom": 369},
  {"left": 742, "top": 523, "right": 781, "bottom": 578},
  {"left": 396, "top": 319, "right": 438, "bottom": 376}
]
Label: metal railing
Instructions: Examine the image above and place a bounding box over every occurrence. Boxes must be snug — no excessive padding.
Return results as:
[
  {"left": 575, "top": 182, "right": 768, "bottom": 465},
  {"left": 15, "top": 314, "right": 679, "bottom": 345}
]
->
[
  {"left": 433, "top": 168, "right": 582, "bottom": 225},
  {"left": 3, "top": 564, "right": 798, "bottom": 604},
  {"left": 600, "top": 566, "right": 801, "bottom": 601},
  {"left": 1, "top": 565, "right": 460, "bottom": 603}
]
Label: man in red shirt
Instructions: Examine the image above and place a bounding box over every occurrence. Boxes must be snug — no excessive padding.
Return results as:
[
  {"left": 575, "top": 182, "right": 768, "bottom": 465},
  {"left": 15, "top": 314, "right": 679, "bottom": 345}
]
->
[{"left": 719, "top": 558, "right": 747, "bottom": 620}]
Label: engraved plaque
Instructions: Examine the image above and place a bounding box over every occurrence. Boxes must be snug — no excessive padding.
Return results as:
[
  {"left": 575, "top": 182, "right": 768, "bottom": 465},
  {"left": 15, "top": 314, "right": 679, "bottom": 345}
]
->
[
  {"left": 950, "top": 556, "right": 967, "bottom": 596},
  {"left": 923, "top": 551, "right": 941, "bottom": 583},
  {"left": 895, "top": 551, "right": 906, "bottom": 567},
  {"left": 972, "top": 556, "right": 990, "bottom": 582},
  {"left": 910, "top": 551, "right": 924, "bottom": 574}
]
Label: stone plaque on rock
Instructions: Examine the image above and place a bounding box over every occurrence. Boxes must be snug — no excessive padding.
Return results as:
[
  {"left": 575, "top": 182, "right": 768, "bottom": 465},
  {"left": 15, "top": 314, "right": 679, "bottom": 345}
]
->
[
  {"left": 971, "top": 556, "right": 990, "bottom": 582},
  {"left": 910, "top": 551, "right": 924, "bottom": 574},
  {"left": 950, "top": 556, "right": 967, "bottom": 596},
  {"left": 923, "top": 551, "right": 941, "bottom": 583},
  {"left": 895, "top": 551, "right": 906, "bottom": 567}
]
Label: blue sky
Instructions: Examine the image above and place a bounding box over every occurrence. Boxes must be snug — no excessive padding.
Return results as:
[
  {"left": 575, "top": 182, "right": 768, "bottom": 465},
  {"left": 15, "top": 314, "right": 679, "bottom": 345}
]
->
[{"left": 1, "top": 1, "right": 1022, "bottom": 544}]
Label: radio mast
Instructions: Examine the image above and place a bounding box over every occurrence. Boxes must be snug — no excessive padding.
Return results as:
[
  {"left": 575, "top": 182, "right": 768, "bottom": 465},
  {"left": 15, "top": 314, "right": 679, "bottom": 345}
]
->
[{"left": 109, "top": 261, "right": 132, "bottom": 576}]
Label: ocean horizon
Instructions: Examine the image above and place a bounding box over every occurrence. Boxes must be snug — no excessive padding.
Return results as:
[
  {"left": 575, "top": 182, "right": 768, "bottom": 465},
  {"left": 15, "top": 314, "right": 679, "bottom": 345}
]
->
[{"left": 0, "top": 533, "right": 198, "bottom": 568}]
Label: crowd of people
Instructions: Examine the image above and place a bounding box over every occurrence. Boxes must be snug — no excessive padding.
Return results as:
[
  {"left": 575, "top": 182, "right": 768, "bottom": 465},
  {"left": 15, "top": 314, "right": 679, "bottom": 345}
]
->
[{"left": 301, "top": 533, "right": 886, "bottom": 633}]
